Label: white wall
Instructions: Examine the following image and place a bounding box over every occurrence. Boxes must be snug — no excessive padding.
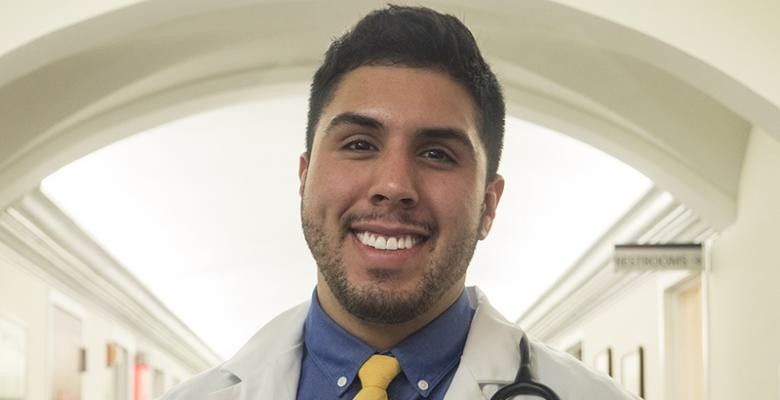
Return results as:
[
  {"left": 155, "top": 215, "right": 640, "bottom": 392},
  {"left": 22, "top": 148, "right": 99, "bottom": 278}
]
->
[
  {"left": 3, "top": 0, "right": 778, "bottom": 110},
  {"left": 0, "top": 0, "right": 138, "bottom": 57},
  {"left": 0, "top": 249, "right": 48, "bottom": 400},
  {"left": 709, "top": 127, "right": 780, "bottom": 400},
  {"left": 0, "top": 245, "right": 196, "bottom": 399},
  {"left": 549, "top": 0, "right": 780, "bottom": 134},
  {"left": 545, "top": 126, "right": 780, "bottom": 400},
  {"left": 546, "top": 273, "right": 670, "bottom": 400}
]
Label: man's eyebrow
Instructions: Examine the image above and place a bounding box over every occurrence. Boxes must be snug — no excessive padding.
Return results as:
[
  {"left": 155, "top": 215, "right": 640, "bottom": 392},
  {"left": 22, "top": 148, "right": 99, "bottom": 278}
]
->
[
  {"left": 418, "top": 128, "right": 477, "bottom": 156},
  {"left": 325, "top": 112, "right": 384, "bottom": 134},
  {"left": 324, "top": 113, "right": 477, "bottom": 156}
]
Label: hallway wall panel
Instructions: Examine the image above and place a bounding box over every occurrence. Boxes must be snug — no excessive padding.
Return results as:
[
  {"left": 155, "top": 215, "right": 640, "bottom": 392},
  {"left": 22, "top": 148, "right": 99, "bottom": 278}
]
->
[
  {"left": 709, "top": 126, "right": 780, "bottom": 400},
  {"left": 0, "top": 247, "right": 48, "bottom": 400}
]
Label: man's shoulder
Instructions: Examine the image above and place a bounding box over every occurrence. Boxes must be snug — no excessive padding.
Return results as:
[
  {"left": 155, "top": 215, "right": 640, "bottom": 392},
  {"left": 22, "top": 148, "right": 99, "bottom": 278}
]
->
[
  {"left": 531, "top": 340, "right": 638, "bottom": 400},
  {"left": 159, "top": 366, "right": 238, "bottom": 400},
  {"left": 464, "top": 288, "right": 635, "bottom": 399},
  {"left": 158, "top": 301, "right": 311, "bottom": 399}
]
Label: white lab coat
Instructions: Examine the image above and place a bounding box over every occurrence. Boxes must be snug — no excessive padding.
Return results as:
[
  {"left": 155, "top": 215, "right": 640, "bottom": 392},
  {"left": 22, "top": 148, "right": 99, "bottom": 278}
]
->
[{"left": 161, "top": 287, "right": 636, "bottom": 399}]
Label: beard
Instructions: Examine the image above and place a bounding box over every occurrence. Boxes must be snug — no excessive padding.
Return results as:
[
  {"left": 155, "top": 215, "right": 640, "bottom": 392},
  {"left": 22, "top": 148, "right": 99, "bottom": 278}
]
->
[{"left": 301, "top": 208, "right": 481, "bottom": 324}]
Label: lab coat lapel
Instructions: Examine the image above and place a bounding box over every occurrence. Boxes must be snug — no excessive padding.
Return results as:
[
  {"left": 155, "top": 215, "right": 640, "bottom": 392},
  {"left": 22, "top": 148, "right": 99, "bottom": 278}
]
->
[
  {"left": 201, "top": 288, "right": 523, "bottom": 400},
  {"left": 444, "top": 287, "right": 524, "bottom": 400},
  {"left": 209, "top": 348, "right": 302, "bottom": 400},
  {"left": 443, "top": 366, "right": 488, "bottom": 400},
  {"left": 209, "top": 302, "right": 309, "bottom": 400},
  {"left": 206, "top": 384, "right": 243, "bottom": 400}
]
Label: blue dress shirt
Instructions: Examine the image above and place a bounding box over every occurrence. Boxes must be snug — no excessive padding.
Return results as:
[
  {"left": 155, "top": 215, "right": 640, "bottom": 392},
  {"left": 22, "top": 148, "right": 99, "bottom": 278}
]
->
[{"left": 297, "top": 290, "right": 475, "bottom": 399}]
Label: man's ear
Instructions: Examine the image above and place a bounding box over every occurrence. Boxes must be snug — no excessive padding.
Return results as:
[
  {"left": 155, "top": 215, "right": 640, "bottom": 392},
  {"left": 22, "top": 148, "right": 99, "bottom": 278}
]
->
[
  {"left": 299, "top": 152, "right": 309, "bottom": 197},
  {"left": 479, "top": 174, "right": 505, "bottom": 240}
]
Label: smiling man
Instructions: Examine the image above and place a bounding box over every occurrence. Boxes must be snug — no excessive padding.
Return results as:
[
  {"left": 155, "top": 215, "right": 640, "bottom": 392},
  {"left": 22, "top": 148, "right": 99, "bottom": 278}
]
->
[
  {"left": 163, "top": 5, "right": 636, "bottom": 400},
  {"left": 300, "top": 65, "right": 498, "bottom": 351}
]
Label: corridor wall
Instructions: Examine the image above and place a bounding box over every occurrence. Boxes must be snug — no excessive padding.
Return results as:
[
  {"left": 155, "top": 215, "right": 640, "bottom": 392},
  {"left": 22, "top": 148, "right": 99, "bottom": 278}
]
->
[
  {"left": 709, "top": 127, "right": 780, "bottom": 400},
  {"left": 0, "top": 251, "right": 47, "bottom": 400},
  {"left": 539, "top": 127, "right": 780, "bottom": 399},
  {"left": 0, "top": 244, "right": 196, "bottom": 399},
  {"left": 546, "top": 273, "right": 663, "bottom": 400}
]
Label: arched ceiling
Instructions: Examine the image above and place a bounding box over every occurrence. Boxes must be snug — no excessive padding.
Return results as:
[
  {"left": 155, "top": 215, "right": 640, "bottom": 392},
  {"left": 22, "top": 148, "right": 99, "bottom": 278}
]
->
[{"left": 0, "top": 0, "right": 773, "bottom": 230}]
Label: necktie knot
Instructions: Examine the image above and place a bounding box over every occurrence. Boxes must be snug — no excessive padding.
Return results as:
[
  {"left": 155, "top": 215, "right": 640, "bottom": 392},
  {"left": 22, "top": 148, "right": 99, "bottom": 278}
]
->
[{"left": 353, "top": 354, "right": 401, "bottom": 400}]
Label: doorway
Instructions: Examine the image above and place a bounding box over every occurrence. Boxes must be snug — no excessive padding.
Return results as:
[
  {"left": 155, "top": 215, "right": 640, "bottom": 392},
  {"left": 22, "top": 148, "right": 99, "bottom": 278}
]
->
[{"left": 664, "top": 276, "right": 705, "bottom": 400}]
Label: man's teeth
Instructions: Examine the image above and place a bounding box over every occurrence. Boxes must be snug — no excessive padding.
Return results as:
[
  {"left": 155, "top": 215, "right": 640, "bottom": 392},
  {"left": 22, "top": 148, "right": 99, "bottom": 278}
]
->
[{"left": 356, "top": 231, "right": 418, "bottom": 250}]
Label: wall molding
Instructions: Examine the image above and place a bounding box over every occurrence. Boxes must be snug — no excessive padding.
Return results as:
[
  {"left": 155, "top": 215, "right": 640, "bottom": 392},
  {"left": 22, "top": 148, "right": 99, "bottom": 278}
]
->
[
  {"left": 0, "top": 188, "right": 221, "bottom": 372},
  {"left": 518, "top": 187, "right": 716, "bottom": 341}
]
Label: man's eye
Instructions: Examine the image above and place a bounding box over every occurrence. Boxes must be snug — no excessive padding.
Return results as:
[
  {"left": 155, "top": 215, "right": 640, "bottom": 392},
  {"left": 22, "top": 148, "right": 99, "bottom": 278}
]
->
[
  {"left": 345, "top": 140, "right": 375, "bottom": 151},
  {"left": 421, "top": 149, "right": 454, "bottom": 162}
]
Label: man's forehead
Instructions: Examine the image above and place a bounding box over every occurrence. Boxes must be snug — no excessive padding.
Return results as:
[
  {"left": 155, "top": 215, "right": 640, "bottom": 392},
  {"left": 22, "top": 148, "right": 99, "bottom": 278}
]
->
[{"left": 316, "top": 66, "right": 480, "bottom": 137}]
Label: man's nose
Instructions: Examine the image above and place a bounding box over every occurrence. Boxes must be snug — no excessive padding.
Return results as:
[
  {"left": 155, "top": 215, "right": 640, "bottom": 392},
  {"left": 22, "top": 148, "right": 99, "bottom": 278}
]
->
[{"left": 368, "top": 153, "right": 419, "bottom": 209}]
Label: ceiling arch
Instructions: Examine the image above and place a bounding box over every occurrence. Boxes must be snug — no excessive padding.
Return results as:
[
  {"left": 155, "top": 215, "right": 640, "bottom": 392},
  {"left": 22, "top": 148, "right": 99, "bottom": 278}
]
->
[{"left": 0, "top": 0, "right": 771, "bottom": 230}]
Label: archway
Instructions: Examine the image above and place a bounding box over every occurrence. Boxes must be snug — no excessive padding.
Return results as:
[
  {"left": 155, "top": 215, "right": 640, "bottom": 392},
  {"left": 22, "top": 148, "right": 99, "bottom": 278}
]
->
[{"left": 1, "top": 0, "right": 777, "bottom": 231}]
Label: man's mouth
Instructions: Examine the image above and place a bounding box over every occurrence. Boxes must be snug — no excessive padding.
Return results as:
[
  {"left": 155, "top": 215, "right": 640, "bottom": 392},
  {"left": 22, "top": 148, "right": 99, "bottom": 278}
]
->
[{"left": 354, "top": 231, "right": 425, "bottom": 251}]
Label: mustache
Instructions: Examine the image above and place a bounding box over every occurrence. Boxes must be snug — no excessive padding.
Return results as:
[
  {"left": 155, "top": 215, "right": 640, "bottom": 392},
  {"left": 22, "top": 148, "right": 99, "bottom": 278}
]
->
[{"left": 342, "top": 211, "right": 436, "bottom": 235}]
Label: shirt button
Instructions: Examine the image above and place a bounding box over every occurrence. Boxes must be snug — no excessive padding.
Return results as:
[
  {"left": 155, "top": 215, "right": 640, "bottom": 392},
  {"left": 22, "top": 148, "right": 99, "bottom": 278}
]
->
[
  {"left": 417, "top": 380, "right": 429, "bottom": 391},
  {"left": 337, "top": 376, "right": 347, "bottom": 387}
]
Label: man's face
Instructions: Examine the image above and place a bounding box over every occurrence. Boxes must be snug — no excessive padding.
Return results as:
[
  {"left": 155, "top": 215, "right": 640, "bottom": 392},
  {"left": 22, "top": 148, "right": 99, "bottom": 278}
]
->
[{"left": 299, "top": 66, "right": 503, "bottom": 324}]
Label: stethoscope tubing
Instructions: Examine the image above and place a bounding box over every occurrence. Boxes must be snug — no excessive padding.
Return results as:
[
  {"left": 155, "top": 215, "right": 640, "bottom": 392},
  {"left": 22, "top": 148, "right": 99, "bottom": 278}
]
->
[{"left": 489, "top": 334, "right": 561, "bottom": 400}]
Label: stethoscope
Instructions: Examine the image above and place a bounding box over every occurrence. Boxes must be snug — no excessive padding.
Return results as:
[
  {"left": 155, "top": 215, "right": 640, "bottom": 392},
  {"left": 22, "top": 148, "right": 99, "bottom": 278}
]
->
[{"left": 489, "top": 334, "right": 561, "bottom": 400}]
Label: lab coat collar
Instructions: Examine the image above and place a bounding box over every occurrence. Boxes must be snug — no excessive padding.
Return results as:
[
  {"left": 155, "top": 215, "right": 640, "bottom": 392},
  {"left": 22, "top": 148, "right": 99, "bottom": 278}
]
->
[
  {"left": 210, "top": 301, "right": 310, "bottom": 400},
  {"left": 203, "top": 286, "right": 524, "bottom": 400},
  {"left": 443, "top": 287, "right": 524, "bottom": 399}
]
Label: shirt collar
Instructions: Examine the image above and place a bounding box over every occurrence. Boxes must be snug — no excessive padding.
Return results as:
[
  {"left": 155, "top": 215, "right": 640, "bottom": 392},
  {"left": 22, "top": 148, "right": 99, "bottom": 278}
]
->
[
  {"left": 391, "top": 290, "right": 474, "bottom": 397},
  {"left": 304, "top": 291, "right": 374, "bottom": 396},
  {"left": 303, "top": 289, "right": 475, "bottom": 398}
]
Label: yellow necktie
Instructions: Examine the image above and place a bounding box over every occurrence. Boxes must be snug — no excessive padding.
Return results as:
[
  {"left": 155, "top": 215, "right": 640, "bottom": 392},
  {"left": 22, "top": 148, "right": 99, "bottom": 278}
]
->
[{"left": 353, "top": 354, "right": 401, "bottom": 400}]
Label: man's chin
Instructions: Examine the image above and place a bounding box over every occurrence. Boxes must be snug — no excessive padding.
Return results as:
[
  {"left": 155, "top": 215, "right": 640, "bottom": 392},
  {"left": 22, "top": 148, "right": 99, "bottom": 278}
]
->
[
  {"left": 334, "top": 284, "right": 430, "bottom": 324},
  {"left": 354, "top": 271, "right": 419, "bottom": 292}
]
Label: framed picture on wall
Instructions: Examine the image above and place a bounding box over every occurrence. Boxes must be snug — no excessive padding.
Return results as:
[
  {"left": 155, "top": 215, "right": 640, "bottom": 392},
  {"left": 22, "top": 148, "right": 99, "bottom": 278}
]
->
[
  {"left": 0, "top": 314, "right": 26, "bottom": 400},
  {"left": 620, "top": 346, "right": 644, "bottom": 398},
  {"left": 593, "top": 347, "right": 613, "bottom": 377}
]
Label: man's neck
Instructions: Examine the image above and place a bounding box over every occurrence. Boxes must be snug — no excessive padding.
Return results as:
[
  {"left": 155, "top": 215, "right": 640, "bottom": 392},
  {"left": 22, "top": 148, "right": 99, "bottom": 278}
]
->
[{"left": 315, "top": 281, "right": 465, "bottom": 351}]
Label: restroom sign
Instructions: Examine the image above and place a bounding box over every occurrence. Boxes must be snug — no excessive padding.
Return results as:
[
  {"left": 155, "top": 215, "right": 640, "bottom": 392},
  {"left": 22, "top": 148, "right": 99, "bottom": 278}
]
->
[{"left": 614, "top": 243, "right": 703, "bottom": 271}]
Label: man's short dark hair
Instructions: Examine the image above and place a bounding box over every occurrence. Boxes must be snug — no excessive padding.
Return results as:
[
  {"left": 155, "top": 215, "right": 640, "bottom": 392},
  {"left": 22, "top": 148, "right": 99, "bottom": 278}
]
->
[{"left": 306, "top": 5, "right": 505, "bottom": 181}]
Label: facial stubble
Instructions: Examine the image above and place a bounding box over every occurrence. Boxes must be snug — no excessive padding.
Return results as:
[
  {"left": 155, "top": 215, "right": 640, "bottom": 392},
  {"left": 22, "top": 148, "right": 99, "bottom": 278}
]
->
[{"left": 301, "top": 206, "right": 482, "bottom": 325}]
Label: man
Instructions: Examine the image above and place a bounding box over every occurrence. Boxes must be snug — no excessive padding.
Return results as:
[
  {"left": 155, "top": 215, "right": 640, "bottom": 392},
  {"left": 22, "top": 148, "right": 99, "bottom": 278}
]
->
[{"left": 163, "top": 5, "right": 635, "bottom": 400}]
